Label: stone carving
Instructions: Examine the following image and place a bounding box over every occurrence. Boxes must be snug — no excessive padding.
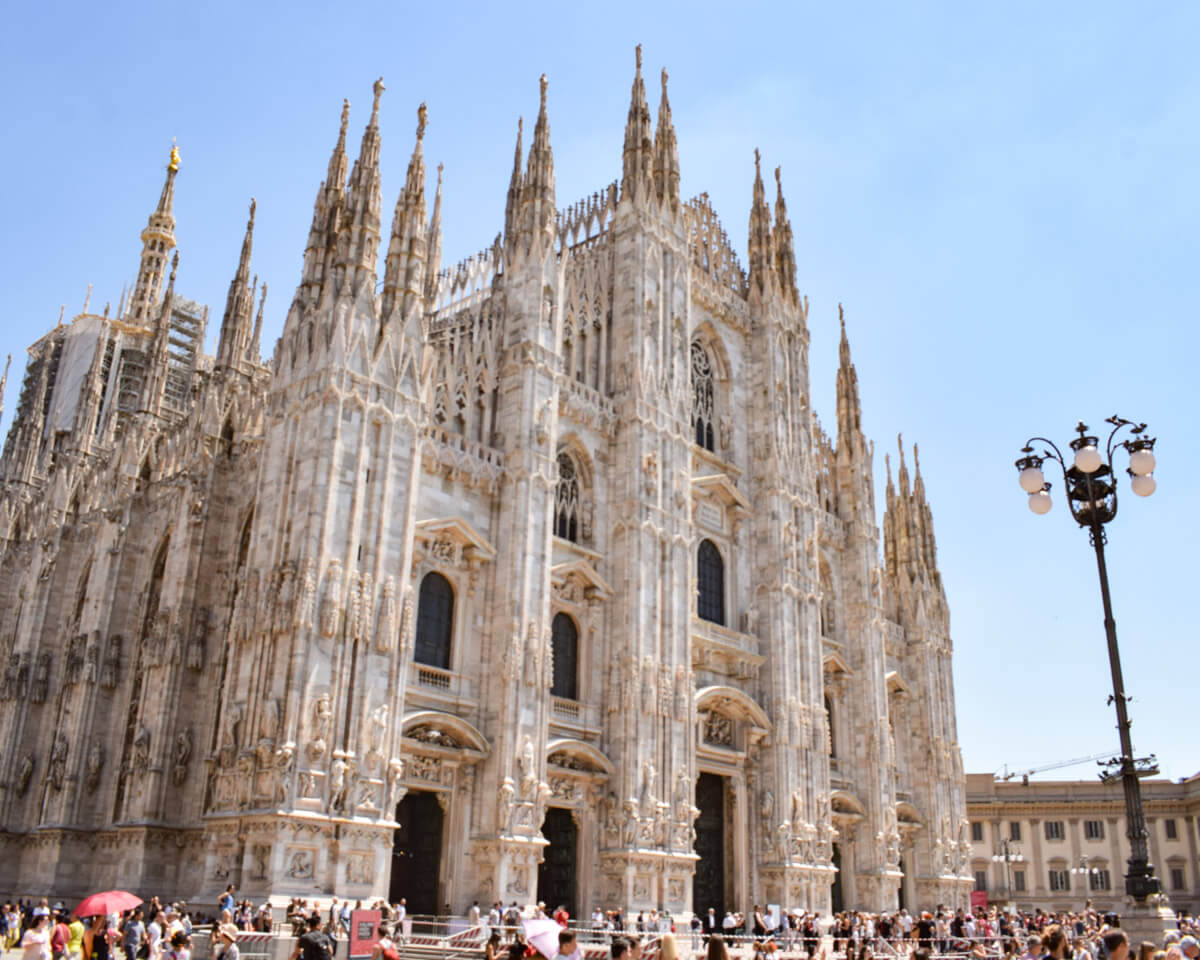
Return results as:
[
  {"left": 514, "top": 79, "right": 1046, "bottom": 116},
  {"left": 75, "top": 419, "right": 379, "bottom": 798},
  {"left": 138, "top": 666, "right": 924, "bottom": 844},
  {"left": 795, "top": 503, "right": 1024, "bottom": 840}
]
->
[
  {"left": 346, "top": 852, "right": 375, "bottom": 884},
  {"left": 640, "top": 656, "right": 655, "bottom": 715},
  {"left": 274, "top": 742, "right": 295, "bottom": 805},
  {"left": 307, "top": 693, "right": 332, "bottom": 762},
  {"left": 363, "top": 702, "right": 387, "bottom": 774},
  {"left": 286, "top": 848, "right": 314, "bottom": 879},
  {"left": 523, "top": 622, "right": 539, "bottom": 686},
  {"left": 329, "top": 757, "right": 349, "bottom": 812},
  {"left": 85, "top": 740, "right": 105, "bottom": 793},
  {"left": 347, "top": 572, "right": 364, "bottom": 642},
  {"left": 132, "top": 725, "right": 151, "bottom": 772},
  {"left": 673, "top": 665, "right": 688, "bottom": 718},
  {"left": 761, "top": 788, "right": 774, "bottom": 821},
  {"left": 499, "top": 777, "right": 515, "bottom": 833},
  {"left": 0, "top": 655, "right": 18, "bottom": 700},
  {"left": 376, "top": 576, "right": 397, "bottom": 653},
  {"left": 674, "top": 770, "right": 696, "bottom": 822},
  {"left": 259, "top": 696, "right": 280, "bottom": 743},
  {"left": 386, "top": 758, "right": 405, "bottom": 811},
  {"left": 250, "top": 844, "right": 270, "bottom": 880},
  {"left": 398, "top": 585, "right": 414, "bottom": 658},
  {"left": 16, "top": 753, "right": 34, "bottom": 795},
  {"left": 84, "top": 639, "right": 99, "bottom": 683},
  {"left": 47, "top": 734, "right": 68, "bottom": 790},
  {"left": 30, "top": 651, "right": 51, "bottom": 703},
  {"left": 320, "top": 559, "right": 343, "bottom": 638},
  {"left": 186, "top": 608, "right": 207, "bottom": 671},
  {"left": 101, "top": 636, "right": 120, "bottom": 689},
  {"left": 219, "top": 701, "right": 243, "bottom": 767},
  {"left": 65, "top": 635, "right": 86, "bottom": 685},
  {"left": 703, "top": 710, "right": 734, "bottom": 747},
  {"left": 171, "top": 727, "right": 193, "bottom": 786},
  {"left": 407, "top": 725, "right": 460, "bottom": 748},
  {"left": 518, "top": 736, "right": 536, "bottom": 797},
  {"left": 639, "top": 760, "right": 657, "bottom": 817}
]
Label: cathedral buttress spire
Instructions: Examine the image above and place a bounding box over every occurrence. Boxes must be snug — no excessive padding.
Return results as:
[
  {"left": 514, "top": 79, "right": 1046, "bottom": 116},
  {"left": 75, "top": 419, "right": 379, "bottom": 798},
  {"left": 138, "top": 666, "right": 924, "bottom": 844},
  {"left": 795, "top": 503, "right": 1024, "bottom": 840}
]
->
[
  {"left": 620, "top": 44, "right": 654, "bottom": 208},
  {"left": 652, "top": 66, "right": 680, "bottom": 212},
  {"left": 128, "top": 144, "right": 180, "bottom": 323},
  {"left": 382, "top": 103, "right": 428, "bottom": 323},
  {"left": 519, "top": 75, "right": 555, "bottom": 256},
  {"left": 250, "top": 283, "right": 266, "bottom": 362},
  {"left": 217, "top": 199, "right": 257, "bottom": 370},
  {"left": 425, "top": 163, "right": 443, "bottom": 306},
  {"left": 835, "top": 305, "right": 862, "bottom": 441},
  {"left": 503, "top": 117, "right": 523, "bottom": 252},
  {"left": 772, "top": 166, "right": 799, "bottom": 304},
  {"left": 341, "top": 78, "right": 385, "bottom": 289},
  {"left": 142, "top": 251, "right": 178, "bottom": 416},
  {"left": 301, "top": 100, "right": 351, "bottom": 296},
  {"left": 747, "top": 149, "right": 775, "bottom": 301}
]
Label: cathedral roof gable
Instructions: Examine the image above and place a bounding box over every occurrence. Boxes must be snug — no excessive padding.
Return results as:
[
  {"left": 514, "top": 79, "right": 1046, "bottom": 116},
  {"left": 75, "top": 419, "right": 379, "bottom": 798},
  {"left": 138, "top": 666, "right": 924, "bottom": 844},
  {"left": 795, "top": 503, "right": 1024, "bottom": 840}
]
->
[
  {"left": 414, "top": 516, "right": 496, "bottom": 561},
  {"left": 692, "top": 473, "right": 750, "bottom": 512}
]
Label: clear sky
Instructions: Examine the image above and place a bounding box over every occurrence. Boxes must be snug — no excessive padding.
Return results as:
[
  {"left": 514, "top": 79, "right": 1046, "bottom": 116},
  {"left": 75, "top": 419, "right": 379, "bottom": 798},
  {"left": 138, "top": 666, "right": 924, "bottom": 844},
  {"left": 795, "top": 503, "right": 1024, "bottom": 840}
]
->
[{"left": 1, "top": 3, "right": 1195, "bottom": 780}]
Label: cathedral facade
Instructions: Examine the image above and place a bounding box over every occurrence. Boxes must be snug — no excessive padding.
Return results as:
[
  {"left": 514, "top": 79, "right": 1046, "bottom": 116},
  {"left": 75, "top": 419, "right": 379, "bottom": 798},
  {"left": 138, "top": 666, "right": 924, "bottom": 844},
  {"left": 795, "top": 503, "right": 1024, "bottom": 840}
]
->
[{"left": 0, "top": 53, "right": 971, "bottom": 915}]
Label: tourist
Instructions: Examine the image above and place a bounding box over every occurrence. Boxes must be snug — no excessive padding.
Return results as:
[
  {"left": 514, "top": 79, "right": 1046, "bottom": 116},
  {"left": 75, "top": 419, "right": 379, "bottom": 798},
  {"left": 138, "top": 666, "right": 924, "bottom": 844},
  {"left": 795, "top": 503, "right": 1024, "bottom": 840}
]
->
[
  {"left": 484, "top": 933, "right": 502, "bottom": 960},
  {"left": 214, "top": 924, "right": 240, "bottom": 960},
  {"left": 66, "top": 911, "right": 85, "bottom": 960},
  {"left": 51, "top": 908, "right": 71, "bottom": 960},
  {"left": 370, "top": 923, "right": 399, "bottom": 960},
  {"left": 163, "top": 931, "right": 190, "bottom": 960},
  {"left": 85, "top": 915, "right": 112, "bottom": 960},
  {"left": 554, "top": 930, "right": 581, "bottom": 960},
  {"left": 120, "top": 910, "right": 145, "bottom": 960},
  {"left": 291, "top": 915, "right": 334, "bottom": 960},
  {"left": 705, "top": 935, "right": 730, "bottom": 960},
  {"left": 218, "top": 890, "right": 235, "bottom": 916},
  {"left": 1181, "top": 940, "right": 1200, "bottom": 960},
  {"left": 23, "top": 913, "right": 52, "bottom": 960}
]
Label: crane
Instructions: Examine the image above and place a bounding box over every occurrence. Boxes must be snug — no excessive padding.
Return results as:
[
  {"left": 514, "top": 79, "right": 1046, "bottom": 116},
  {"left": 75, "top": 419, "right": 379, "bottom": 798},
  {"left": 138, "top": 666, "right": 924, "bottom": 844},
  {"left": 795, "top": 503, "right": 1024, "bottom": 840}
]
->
[{"left": 997, "top": 752, "right": 1114, "bottom": 785}]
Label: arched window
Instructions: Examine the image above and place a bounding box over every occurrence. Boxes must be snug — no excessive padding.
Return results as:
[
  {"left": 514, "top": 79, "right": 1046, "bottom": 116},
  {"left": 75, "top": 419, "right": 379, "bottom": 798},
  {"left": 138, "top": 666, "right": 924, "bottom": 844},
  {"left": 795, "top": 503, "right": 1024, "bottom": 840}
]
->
[
  {"left": 691, "top": 341, "right": 715, "bottom": 451},
  {"left": 697, "top": 539, "right": 725, "bottom": 626},
  {"left": 414, "top": 572, "right": 455, "bottom": 669},
  {"left": 825, "top": 696, "right": 836, "bottom": 758},
  {"left": 555, "top": 452, "right": 579, "bottom": 542},
  {"left": 550, "top": 612, "right": 579, "bottom": 700}
]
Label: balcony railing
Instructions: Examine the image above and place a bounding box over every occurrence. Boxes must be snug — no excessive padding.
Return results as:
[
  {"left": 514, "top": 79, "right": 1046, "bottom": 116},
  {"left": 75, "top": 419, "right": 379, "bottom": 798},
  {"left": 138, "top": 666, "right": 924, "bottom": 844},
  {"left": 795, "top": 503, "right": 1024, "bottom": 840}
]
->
[{"left": 416, "top": 664, "right": 453, "bottom": 691}]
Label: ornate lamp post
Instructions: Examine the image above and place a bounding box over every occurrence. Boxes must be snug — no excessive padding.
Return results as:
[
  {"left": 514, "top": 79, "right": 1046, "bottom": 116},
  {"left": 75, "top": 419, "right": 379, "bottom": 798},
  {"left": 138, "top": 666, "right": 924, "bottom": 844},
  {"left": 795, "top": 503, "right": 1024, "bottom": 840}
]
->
[
  {"left": 991, "top": 839, "right": 1025, "bottom": 901},
  {"left": 1014, "top": 416, "right": 1162, "bottom": 903},
  {"left": 1070, "top": 856, "right": 1102, "bottom": 897}
]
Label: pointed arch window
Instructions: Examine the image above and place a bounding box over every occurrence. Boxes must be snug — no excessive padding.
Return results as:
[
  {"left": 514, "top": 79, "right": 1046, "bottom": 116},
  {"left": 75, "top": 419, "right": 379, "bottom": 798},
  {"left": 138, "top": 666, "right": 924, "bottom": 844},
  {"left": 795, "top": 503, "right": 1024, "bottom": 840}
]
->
[
  {"left": 691, "top": 341, "right": 716, "bottom": 451},
  {"left": 555, "top": 452, "right": 580, "bottom": 542},
  {"left": 825, "top": 695, "right": 836, "bottom": 758},
  {"left": 697, "top": 538, "right": 725, "bottom": 626},
  {"left": 550, "top": 612, "right": 579, "bottom": 701},
  {"left": 415, "top": 572, "right": 455, "bottom": 669}
]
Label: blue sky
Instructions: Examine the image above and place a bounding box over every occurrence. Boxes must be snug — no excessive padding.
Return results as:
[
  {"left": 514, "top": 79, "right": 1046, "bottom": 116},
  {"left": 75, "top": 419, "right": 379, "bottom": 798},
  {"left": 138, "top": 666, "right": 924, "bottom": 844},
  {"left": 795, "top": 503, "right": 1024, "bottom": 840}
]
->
[{"left": 2, "top": 3, "right": 1195, "bottom": 780}]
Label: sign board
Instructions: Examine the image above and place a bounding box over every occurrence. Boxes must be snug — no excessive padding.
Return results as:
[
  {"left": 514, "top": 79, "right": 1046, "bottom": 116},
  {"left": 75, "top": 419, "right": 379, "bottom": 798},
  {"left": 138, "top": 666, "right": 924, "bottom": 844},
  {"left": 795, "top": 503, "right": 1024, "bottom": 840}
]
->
[
  {"left": 350, "top": 909, "right": 383, "bottom": 958},
  {"left": 969, "top": 890, "right": 988, "bottom": 912}
]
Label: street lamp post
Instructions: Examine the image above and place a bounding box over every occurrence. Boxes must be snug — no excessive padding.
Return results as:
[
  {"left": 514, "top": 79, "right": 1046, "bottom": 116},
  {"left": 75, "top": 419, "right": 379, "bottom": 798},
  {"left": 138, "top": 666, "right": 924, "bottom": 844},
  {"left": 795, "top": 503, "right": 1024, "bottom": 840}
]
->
[
  {"left": 1014, "top": 416, "right": 1162, "bottom": 904},
  {"left": 991, "top": 840, "right": 1025, "bottom": 902},
  {"left": 1070, "top": 856, "right": 1102, "bottom": 899}
]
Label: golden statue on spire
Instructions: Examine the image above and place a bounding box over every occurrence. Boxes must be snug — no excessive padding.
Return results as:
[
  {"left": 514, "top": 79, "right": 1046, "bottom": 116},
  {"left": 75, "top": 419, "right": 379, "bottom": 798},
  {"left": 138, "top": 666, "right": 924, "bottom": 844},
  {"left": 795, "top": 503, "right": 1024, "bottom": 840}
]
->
[{"left": 168, "top": 139, "right": 181, "bottom": 173}]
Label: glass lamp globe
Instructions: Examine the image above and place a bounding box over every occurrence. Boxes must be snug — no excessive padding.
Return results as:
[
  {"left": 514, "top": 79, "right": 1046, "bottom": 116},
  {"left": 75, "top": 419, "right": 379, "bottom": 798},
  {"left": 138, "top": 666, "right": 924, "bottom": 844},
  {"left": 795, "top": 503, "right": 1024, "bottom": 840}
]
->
[
  {"left": 1129, "top": 448, "right": 1156, "bottom": 476},
  {"left": 1131, "top": 473, "right": 1156, "bottom": 497},
  {"left": 1028, "top": 490, "right": 1053, "bottom": 515},
  {"left": 1019, "top": 466, "right": 1045, "bottom": 494},
  {"left": 1074, "top": 445, "right": 1103, "bottom": 474}
]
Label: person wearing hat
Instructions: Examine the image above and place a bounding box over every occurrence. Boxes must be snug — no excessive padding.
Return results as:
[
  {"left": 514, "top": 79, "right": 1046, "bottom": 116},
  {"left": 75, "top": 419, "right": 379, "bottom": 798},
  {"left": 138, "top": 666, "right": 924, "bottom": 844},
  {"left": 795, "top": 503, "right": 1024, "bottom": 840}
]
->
[
  {"left": 1179, "top": 937, "right": 1199, "bottom": 960},
  {"left": 214, "top": 924, "right": 240, "bottom": 960}
]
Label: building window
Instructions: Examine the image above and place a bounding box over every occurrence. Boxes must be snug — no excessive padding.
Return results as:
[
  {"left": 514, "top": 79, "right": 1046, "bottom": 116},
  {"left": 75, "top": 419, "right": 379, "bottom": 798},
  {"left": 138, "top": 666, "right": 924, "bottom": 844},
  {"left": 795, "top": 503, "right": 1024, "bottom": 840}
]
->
[
  {"left": 550, "top": 612, "right": 579, "bottom": 701},
  {"left": 973, "top": 871, "right": 987, "bottom": 892},
  {"left": 555, "top": 452, "right": 579, "bottom": 542},
  {"left": 1048, "top": 870, "right": 1069, "bottom": 892},
  {"left": 1171, "top": 867, "right": 1186, "bottom": 891},
  {"left": 697, "top": 539, "right": 725, "bottom": 626},
  {"left": 1013, "top": 871, "right": 1026, "bottom": 892},
  {"left": 1044, "top": 821, "right": 1065, "bottom": 841},
  {"left": 970, "top": 822, "right": 984, "bottom": 843},
  {"left": 825, "top": 696, "right": 836, "bottom": 758},
  {"left": 1089, "top": 870, "right": 1111, "bottom": 891},
  {"left": 1084, "top": 820, "right": 1105, "bottom": 841},
  {"left": 1164, "top": 819, "right": 1178, "bottom": 840},
  {"left": 691, "top": 341, "right": 715, "bottom": 451},
  {"left": 414, "top": 572, "right": 454, "bottom": 669},
  {"left": 1010, "top": 821, "right": 1022, "bottom": 842}
]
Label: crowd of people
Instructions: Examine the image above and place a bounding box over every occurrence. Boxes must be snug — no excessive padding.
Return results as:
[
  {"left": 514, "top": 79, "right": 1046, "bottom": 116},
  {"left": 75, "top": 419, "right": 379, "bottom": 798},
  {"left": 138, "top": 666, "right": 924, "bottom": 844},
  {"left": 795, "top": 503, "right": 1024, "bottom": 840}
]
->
[{"left": 3, "top": 891, "right": 1198, "bottom": 960}]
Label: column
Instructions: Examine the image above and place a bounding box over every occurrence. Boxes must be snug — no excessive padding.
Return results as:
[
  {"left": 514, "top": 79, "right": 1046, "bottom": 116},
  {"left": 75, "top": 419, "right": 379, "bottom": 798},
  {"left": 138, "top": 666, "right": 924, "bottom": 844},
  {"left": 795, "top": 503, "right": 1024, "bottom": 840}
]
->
[{"left": 1029, "top": 819, "right": 1045, "bottom": 897}]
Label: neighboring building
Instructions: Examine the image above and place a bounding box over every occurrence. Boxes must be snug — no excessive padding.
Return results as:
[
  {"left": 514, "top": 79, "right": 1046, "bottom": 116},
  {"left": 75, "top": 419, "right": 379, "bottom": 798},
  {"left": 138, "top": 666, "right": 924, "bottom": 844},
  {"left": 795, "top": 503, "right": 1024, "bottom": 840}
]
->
[
  {"left": 0, "top": 53, "right": 971, "bottom": 914},
  {"left": 966, "top": 772, "right": 1200, "bottom": 916}
]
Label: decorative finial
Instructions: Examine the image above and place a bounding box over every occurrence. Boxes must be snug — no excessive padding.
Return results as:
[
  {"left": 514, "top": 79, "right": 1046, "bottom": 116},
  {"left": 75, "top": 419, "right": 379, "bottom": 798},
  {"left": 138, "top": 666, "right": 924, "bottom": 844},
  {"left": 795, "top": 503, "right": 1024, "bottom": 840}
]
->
[
  {"left": 839, "top": 302, "right": 845, "bottom": 329},
  {"left": 102, "top": 302, "right": 110, "bottom": 319},
  {"left": 897, "top": 433, "right": 905, "bottom": 459},
  {"left": 539, "top": 74, "right": 548, "bottom": 107},
  {"left": 249, "top": 197, "right": 256, "bottom": 223},
  {"left": 416, "top": 102, "right": 427, "bottom": 141},
  {"left": 83, "top": 283, "right": 92, "bottom": 315},
  {"left": 754, "top": 148, "right": 761, "bottom": 173},
  {"left": 57, "top": 305, "right": 65, "bottom": 326},
  {"left": 661, "top": 67, "right": 669, "bottom": 91},
  {"left": 340, "top": 98, "right": 350, "bottom": 136},
  {"left": 913, "top": 443, "right": 921, "bottom": 474},
  {"left": 636, "top": 44, "right": 643, "bottom": 71},
  {"left": 372, "top": 77, "right": 386, "bottom": 114},
  {"left": 170, "top": 250, "right": 179, "bottom": 278},
  {"left": 775, "top": 165, "right": 782, "bottom": 190},
  {"left": 437, "top": 161, "right": 444, "bottom": 184},
  {"left": 168, "top": 139, "right": 180, "bottom": 173}
]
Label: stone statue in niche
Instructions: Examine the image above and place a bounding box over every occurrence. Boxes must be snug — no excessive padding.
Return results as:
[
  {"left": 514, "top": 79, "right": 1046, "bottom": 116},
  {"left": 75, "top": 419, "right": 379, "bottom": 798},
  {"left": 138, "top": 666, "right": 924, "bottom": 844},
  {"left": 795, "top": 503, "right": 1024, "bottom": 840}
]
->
[
  {"left": 297, "top": 558, "right": 317, "bottom": 630},
  {"left": 132, "top": 725, "right": 151, "bottom": 771},
  {"left": 639, "top": 760, "right": 657, "bottom": 817},
  {"left": 376, "top": 577, "right": 397, "bottom": 653},
  {"left": 171, "top": 727, "right": 193, "bottom": 786},
  {"left": 47, "top": 734, "right": 68, "bottom": 790},
  {"left": 30, "top": 651, "right": 51, "bottom": 703},
  {"left": 186, "top": 609, "right": 208, "bottom": 671},
  {"left": 518, "top": 737, "right": 536, "bottom": 798},
  {"left": 85, "top": 741, "right": 105, "bottom": 793},
  {"left": 16, "top": 754, "right": 34, "bottom": 795},
  {"left": 307, "top": 693, "right": 333, "bottom": 762},
  {"left": 101, "top": 637, "right": 120, "bottom": 690},
  {"left": 320, "top": 560, "right": 343, "bottom": 638}
]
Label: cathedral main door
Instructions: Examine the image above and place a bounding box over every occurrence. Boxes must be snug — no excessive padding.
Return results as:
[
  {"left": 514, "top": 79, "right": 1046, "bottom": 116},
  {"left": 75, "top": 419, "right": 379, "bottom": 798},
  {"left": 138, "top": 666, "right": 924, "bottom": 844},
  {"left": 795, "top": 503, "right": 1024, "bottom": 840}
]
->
[
  {"left": 830, "top": 843, "right": 844, "bottom": 913},
  {"left": 693, "top": 772, "right": 726, "bottom": 917},
  {"left": 537, "top": 807, "right": 578, "bottom": 917},
  {"left": 390, "top": 791, "right": 444, "bottom": 915}
]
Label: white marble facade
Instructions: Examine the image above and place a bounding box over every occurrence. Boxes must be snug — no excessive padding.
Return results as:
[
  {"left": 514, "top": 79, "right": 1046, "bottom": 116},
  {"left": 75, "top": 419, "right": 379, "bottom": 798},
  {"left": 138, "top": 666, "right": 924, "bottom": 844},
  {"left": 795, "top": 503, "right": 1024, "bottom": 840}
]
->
[{"left": 0, "top": 53, "right": 971, "bottom": 915}]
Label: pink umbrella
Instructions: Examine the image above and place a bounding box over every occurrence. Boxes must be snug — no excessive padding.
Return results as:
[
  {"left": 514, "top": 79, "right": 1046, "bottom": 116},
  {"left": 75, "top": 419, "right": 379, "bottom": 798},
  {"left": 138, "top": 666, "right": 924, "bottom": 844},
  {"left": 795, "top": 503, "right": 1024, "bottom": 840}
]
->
[
  {"left": 522, "top": 917, "right": 563, "bottom": 960},
  {"left": 72, "top": 891, "right": 143, "bottom": 919}
]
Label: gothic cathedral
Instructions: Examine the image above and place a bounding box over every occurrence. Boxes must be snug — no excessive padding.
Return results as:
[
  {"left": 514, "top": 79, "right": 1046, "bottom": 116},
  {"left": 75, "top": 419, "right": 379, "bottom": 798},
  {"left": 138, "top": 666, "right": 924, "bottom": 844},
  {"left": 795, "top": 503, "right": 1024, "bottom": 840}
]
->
[{"left": 0, "top": 52, "right": 970, "bottom": 914}]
